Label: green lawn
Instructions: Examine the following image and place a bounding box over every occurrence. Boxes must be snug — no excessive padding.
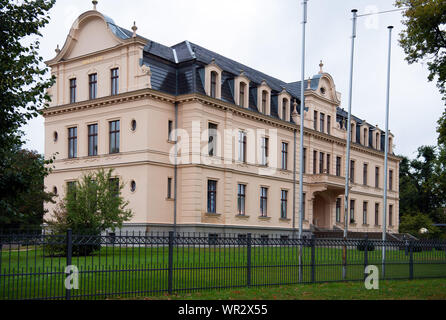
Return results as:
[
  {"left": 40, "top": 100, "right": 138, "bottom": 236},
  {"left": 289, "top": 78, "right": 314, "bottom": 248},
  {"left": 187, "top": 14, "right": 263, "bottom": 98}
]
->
[
  {"left": 136, "top": 278, "right": 446, "bottom": 300},
  {"left": 1, "top": 245, "right": 445, "bottom": 300}
]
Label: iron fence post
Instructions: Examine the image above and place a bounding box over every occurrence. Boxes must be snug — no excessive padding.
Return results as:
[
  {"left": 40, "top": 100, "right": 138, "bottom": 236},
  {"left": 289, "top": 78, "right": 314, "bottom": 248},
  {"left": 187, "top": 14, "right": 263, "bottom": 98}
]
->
[
  {"left": 168, "top": 231, "right": 174, "bottom": 294},
  {"left": 66, "top": 228, "right": 73, "bottom": 300},
  {"left": 409, "top": 240, "right": 414, "bottom": 280},
  {"left": 247, "top": 233, "right": 252, "bottom": 287},
  {"left": 310, "top": 235, "right": 315, "bottom": 283},
  {"left": 364, "top": 235, "right": 368, "bottom": 281}
]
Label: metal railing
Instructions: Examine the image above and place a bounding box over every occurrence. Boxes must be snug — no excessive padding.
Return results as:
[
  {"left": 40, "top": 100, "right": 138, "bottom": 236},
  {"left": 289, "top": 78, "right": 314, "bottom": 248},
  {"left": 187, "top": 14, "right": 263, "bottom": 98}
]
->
[{"left": 0, "top": 230, "right": 445, "bottom": 300}]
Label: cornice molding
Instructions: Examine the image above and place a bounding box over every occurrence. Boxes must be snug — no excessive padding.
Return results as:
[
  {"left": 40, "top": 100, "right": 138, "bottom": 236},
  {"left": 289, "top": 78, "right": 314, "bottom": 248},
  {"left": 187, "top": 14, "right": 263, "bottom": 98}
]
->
[{"left": 44, "top": 89, "right": 401, "bottom": 162}]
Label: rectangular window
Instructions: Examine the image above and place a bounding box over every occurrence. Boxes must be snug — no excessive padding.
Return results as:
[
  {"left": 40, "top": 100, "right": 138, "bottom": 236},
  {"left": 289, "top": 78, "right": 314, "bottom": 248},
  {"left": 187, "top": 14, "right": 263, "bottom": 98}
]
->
[
  {"left": 238, "top": 131, "right": 247, "bottom": 163},
  {"left": 168, "top": 120, "right": 174, "bottom": 141},
  {"left": 167, "top": 177, "right": 172, "bottom": 199},
  {"left": 239, "top": 83, "right": 245, "bottom": 107},
  {"left": 319, "top": 152, "right": 324, "bottom": 174},
  {"left": 210, "top": 72, "right": 217, "bottom": 98},
  {"left": 260, "top": 187, "right": 268, "bottom": 217},
  {"left": 261, "top": 91, "right": 267, "bottom": 113},
  {"left": 302, "top": 193, "right": 306, "bottom": 220},
  {"left": 327, "top": 115, "right": 331, "bottom": 135},
  {"left": 282, "top": 99, "right": 288, "bottom": 121},
  {"left": 281, "top": 142, "right": 288, "bottom": 170},
  {"left": 89, "top": 73, "right": 97, "bottom": 100},
  {"left": 336, "top": 156, "right": 341, "bottom": 177},
  {"left": 68, "top": 127, "right": 77, "bottom": 158},
  {"left": 207, "top": 180, "right": 217, "bottom": 213},
  {"left": 375, "top": 166, "right": 380, "bottom": 188},
  {"left": 363, "top": 163, "right": 368, "bottom": 185},
  {"left": 363, "top": 202, "right": 368, "bottom": 225},
  {"left": 350, "top": 160, "right": 355, "bottom": 183},
  {"left": 313, "top": 110, "right": 318, "bottom": 130},
  {"left": 111, "top": 68, "right": 119, "bottom": 95},
  {"left": 208, "top": 123, "right": 217, "bottom": 156},
  {"left": 109, "top": 178, "right": 119, "bottom": 198},
  {"left": 88, "top": 124, "right": 98, "bottom": 156},
  {"left": 281, "top": 190, "right": 288, "bottom": 219},
  {"left": 336, "top": 198, "right": 341, "bottom": 223},
  {"left": 326, "top": 154, "right": 330, "bottom": 175},
  {"left": 350, "top": 199, "right": 355, "bottom": 224},
  {"left": 69, "top": 78, "right": 77, "bottom": 103},
  {"left": 67, "top": 181, "right": 77, "bottom": 198},
  {"left": 389, "top": 170, "right": 393, "bottom": 191},
  {"left": 109, "top": 120, "right": 120, "bottom": 154},
  {"left": 261, "top": 137, "right": 269, "bottom": 166},
  {"left": 303, "top": 148, "right": 307, "bottom": 173},
  {"left": 237, "top": 184, "right": 246, "bottom": 215},
  {"left": 389, "top": 204, "right": 393, "bottom": 226},
  {"left": 313, "top": 150, "right": 317, "bottom": 174},
  {"left": 320, "top": 113, "right": 325, "bottom": 133},
  {"left": 375, "top": 203, "right": 379, "bottom": 225}
]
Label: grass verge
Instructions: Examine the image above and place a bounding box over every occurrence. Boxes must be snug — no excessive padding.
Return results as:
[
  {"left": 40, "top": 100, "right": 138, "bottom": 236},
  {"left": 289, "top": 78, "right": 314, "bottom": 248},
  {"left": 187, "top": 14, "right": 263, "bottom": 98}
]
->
[{"left": 136, "top": 278, "right": 446, "bottom": 300}]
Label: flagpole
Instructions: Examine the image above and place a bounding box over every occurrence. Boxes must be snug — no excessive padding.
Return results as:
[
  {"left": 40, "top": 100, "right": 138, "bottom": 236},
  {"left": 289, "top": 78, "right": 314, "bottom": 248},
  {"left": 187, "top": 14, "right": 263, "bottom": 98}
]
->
[
  {"left": 382, "top": 25, "right": 393, "bottom": 278},
  {"left": 298, "top": 0, "right": 308, "bottom": 283},
  {"left": 343, "top": 8, "right": 358, "bottom": 280}
]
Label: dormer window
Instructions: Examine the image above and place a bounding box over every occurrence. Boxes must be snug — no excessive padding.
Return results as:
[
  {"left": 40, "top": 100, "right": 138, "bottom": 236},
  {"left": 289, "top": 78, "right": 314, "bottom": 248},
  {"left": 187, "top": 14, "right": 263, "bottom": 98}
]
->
[
  {"left": 261, "top": 90, "right": 267, "bottom": 113},
  {"left": 257, "top": 81, "right": 271, "bottom": 115},
  {"left": 282, "top": 99, "right": 288, "bottom": 121},
  {"left": 363, "top": 128, "right": 368, "bottom": 146},
  {"left": 239, "top": 82, "right": 246, "bottom": 107},
  {"left": 278, "top": 89, "right": 291, "bottom": 121},
  {"left": 376, "top": 132, "right": 380, "bottom": 150},
  {"left": 210, "top": 71, "right": 217, "bottom": 98},
  {"left": 205, "top": 61, "right": 222, "bottom": 99}
]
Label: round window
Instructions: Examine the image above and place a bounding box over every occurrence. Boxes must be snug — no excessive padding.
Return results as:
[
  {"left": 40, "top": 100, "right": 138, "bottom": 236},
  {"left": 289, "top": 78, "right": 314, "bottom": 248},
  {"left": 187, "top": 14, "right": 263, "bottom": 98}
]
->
[
  {"left": 130, "top": 180, "right": 136, "bottom": 192},
  {"left": 320, "top": 87, "right": 326, "bottom": 95},
  {"left": 131, "top": 120, "right": 137, "bottom": 131}
]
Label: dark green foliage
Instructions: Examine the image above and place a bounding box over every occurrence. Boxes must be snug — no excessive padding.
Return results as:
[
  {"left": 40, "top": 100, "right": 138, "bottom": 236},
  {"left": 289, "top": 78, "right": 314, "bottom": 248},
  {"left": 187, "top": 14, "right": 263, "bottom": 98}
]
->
[
  {"left": 399, "top": 212, "right": 442, "bottom": 239},
  {"left": 45, "top": 169, "right": 133, "bottom": 256},
  {"left": 395, "top": 0, "right": 446, "bottom": 102},
  {"left": 0, "top": 0, "right": 56, "bottom": 230},
  {"left": 0, "top": 146, "right": 55, "bottom": 230}
]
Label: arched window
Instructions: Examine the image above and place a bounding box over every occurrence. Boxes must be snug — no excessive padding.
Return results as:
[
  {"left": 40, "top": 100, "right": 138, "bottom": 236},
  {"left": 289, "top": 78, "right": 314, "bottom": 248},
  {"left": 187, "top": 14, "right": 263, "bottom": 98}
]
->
[
  {"left": 261, "top": 90, "right": 267, "bottom": 113},
  {"left": 239, "top": 82, "right": 246, "bottom": 107},
  {"left": 282, "top": 98, "right": 288, "bottom": 121},
  {"left": 363, "top": 128, "right": 368, "bottom": 146},
  {"left": 210, "top": 71, "right": 217, "bottom": 98}
]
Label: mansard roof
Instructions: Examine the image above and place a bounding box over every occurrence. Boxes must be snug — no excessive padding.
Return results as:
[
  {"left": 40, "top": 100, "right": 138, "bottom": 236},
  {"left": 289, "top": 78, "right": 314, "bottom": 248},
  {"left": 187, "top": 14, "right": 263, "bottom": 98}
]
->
[{"left": 54, "top": 9, "right": 378, "bottom": 130}]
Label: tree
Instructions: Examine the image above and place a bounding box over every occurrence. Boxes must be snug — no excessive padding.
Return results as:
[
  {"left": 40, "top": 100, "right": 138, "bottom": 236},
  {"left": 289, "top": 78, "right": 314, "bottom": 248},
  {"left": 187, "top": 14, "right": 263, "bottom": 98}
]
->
[
  {"left": 395, "top": 0, "right": 446, "bottom": 101},
  {"left": 399, "top": 212, "right": 441, "bottom": 239},
  {"left": 0, "top": 145, "right": 55, "bottom": 230},
  {"left": 0, "top": 0, "right": 56, "bottom": 230},
  {"left": 46, "top": 169, "right": 133, "bottom": 237}
]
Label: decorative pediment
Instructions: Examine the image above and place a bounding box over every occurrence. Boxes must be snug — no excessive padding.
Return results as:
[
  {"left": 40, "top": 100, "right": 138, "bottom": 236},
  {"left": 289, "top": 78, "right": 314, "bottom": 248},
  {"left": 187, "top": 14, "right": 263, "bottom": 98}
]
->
[
  {"left": 46, "top": 10, "right": 129, "bottom": 66},
  {"left": 315, "top": 74, "right": 341, "bottom": 105}
]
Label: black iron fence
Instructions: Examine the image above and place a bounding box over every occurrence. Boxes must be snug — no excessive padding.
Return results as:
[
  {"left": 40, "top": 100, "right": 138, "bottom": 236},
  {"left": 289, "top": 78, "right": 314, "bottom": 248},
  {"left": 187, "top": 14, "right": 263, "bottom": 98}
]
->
[{"left": 0, "top": 230, "right": 445, "bottom": 300}]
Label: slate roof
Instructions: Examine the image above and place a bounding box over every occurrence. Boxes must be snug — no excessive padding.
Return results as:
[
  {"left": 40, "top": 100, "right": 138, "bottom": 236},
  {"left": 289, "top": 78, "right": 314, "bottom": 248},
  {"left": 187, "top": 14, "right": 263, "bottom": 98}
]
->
[{"left": 111, "top": 18, "right": 380, "bottom": 132}]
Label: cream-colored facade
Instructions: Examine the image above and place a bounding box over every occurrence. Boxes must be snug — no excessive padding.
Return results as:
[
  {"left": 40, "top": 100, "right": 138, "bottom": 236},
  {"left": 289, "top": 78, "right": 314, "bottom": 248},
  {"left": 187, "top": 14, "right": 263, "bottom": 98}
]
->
[{"left": 43, "top": 8, "right": 400, "bottom": 235}]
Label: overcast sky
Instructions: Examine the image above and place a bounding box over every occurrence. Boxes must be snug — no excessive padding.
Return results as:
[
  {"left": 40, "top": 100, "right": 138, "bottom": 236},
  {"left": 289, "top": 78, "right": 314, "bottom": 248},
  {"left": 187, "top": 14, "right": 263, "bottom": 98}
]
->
[{"left": 21, "top": 0, "right": 444, "bottom": 159}]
